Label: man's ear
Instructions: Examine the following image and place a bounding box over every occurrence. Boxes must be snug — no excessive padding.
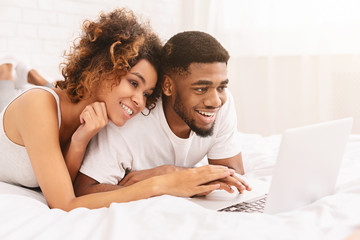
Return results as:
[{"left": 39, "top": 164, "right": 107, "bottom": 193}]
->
[{"left": 162, "top": 75, "right": 173, "bottom": 96}]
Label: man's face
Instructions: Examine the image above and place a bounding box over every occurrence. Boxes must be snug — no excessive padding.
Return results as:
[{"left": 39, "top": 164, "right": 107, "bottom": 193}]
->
[{"left": 167, "top": 62, "right": 228, "bottom": 137}]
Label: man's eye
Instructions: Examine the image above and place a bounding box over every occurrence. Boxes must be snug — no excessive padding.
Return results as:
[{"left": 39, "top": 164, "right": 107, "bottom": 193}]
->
[
  {"left": 195, "top": 88, "right": 207, "bottom": 93},
  {"left": 129, "top": 80, "right": 138, "bottom": 87},
  {"left": 218, "top": 85, "right": 228, "bottom": 91}
]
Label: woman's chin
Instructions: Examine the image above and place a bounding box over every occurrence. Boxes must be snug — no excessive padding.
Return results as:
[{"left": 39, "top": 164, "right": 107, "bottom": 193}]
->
[{"left": 111, "top": 119, "right": 126, "bottom": 127}]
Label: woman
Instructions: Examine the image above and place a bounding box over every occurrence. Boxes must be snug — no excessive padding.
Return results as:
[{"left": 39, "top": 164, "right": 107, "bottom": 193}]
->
[{"left": 0, "top": 8, "right": 234, "bottom": 211}]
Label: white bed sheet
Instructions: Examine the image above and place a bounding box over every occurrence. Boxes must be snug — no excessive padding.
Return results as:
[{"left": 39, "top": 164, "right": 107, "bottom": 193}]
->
[{"left": 1, "top": 134, "right": 360, "bottom": 240}]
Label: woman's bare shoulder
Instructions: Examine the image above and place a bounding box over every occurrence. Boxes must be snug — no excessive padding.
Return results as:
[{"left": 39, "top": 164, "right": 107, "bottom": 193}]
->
[
  {"left": 10, "top": 88, "right": 59, "bottom": 128},
  {"left": 12, "top": 88, "right": 58, "bottom": 113},
  {"left": 4, "top": 88, "right": 60, "bottom": 146}
]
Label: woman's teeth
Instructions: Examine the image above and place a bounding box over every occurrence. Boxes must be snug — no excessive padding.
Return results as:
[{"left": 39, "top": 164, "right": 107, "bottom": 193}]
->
[
  {"left": 198, "top": 110, "right": 214, "bottom": 117},
  {"left": 120, "top": 103, "right": 133, "bottom": 115}
]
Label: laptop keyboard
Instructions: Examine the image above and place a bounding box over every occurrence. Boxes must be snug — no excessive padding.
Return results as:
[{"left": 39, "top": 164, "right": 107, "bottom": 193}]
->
[{"left": 219, "top": 195, "right": 267, "bottom": 213}]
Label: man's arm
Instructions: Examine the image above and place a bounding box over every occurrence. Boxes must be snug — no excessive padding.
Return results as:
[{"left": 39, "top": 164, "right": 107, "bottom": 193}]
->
[
  {"left": 208, "top": 152, "right": 244, "bottom": 175},
  {"left": 74, "top": 172, "right": 120, "bottom": 196},
  {"left": 119, "top": 165, "right": 185, "bottom": 187}
]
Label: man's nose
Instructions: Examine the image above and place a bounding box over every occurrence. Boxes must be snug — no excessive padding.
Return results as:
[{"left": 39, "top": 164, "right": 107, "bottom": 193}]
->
[{"left": 204, "top": 89, "right": 222, "bottom": 108}]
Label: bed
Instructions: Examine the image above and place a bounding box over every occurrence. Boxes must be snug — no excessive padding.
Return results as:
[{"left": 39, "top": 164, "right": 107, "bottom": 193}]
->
[{"left": 0, "top": 133, "right": 359, "bottom": 240}]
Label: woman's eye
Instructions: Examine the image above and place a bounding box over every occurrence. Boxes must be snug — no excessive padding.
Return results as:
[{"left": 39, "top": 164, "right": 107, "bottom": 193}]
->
[
  {"left": 143, "top": 92, "right": 151, "bottom": 98},
  {"left": 129, "top": 80, "right": 138, "bottom": 87}
]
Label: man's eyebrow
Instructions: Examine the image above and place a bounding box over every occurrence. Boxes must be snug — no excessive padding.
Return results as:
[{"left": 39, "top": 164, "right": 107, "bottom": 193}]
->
[
  {"left": 191, "top": 80, "right": 212, "bottom": 86},
  {"left": 221, "top": 79, "right": 229, "bottom": 85},
  {"left": 191, "top": 79, "right": 229, "bottom": 86},
  {"left": 130, "top": 72, "right": 145, "bottom": 84}
]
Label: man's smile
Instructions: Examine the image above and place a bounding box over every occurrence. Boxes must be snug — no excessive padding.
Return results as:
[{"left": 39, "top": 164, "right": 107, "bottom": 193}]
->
[{"left": 195, "top": 109, "right": 217, "bottom": 124}]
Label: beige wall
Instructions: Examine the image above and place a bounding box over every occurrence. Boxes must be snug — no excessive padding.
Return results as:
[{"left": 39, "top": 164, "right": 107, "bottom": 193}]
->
[{"left": 228, "top": 55, "right": 360, "bottom": 135}]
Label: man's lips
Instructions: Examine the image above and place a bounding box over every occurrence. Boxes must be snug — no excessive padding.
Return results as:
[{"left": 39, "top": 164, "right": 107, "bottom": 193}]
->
[
  {"left": 196, "top": 110, "right": 217, "bottom": 123},
  {"left": 197, "top": 110, "right": 215, "bottom": 117}
]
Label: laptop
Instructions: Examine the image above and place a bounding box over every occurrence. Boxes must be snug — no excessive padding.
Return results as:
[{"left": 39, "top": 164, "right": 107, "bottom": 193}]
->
[{"left": 189, "top": 118, "right": 353, "bottom": 214}]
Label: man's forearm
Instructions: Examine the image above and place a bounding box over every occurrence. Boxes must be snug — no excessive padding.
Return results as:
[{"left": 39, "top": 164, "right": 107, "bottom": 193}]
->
[
  {"left": 208, "top": 152, "right": 245, "bottom": 175},
  {"left": 74, "top": 173, "right": 123, "bottom": 196},
  {"left": 119, "top": 165, "right": 186, "bottom": 187}
]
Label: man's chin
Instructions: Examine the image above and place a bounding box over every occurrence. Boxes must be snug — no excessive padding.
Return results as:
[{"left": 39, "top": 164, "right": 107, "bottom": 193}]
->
[{"left": 192, "top": 124, "right": 215, "bottom": 137}]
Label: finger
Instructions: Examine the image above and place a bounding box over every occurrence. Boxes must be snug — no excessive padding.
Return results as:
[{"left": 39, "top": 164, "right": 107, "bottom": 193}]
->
[
  {"left": 195, "top": 184, "right": 220, "bottom": 195},
  {"left": 99, "top": 102, "right": 108, "bottom": 122},
  {"left": 91, "top": 102, "right": 103, "bottom": 119},
  {"left": 92, "top": 102, "right": 109, "bottom": 126},
  {"left": 119, "top": 177, "right": 127, "bottom": 186},
  {"left": 217, "top": 181, "right": 234, "bottom": 193},
  {"left": 233, "top": 174, "right": 252, "bottom": 191},
  {"left": 83, "top": 105, "right": 96, "bottom": 122},
  {"left": 80, "top": 111, "right": 93, "bottom": 126},
  {"left": 198, "top": 165, "right": 235, "bottom": 176},
  {"left": 224, "top": 176, "right": 246, "bottom": 193},
  {"left": 195, "top": 166, "right": 234, "bottom": 184},
  {"left": 79, "top": 114, "right": 85, "bottom": 124},
  {"left": 119, "top": 175, "right": 131, "bottom": 186}
]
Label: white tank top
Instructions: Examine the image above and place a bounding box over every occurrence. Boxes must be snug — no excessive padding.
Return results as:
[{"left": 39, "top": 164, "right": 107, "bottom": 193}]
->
[{"left": 0, "top": 87, "right": 61, "bottom": 188}]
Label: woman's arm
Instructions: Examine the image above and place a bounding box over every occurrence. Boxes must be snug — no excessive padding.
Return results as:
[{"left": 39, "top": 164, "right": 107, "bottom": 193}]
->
[
  {"left": 13, "top": 90, "right": 233, "bottom": 211},
  {"left": 63, "top": 102, "right": 108, "bottom": 182}
]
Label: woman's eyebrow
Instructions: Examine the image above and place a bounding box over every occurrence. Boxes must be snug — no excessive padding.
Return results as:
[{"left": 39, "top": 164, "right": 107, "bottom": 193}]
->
[
  {"left": 130, "top": 72, "right": 145, "bottom": 84},
  {"left": 131, "top": 72, "right": 155, "bottom": 91}
]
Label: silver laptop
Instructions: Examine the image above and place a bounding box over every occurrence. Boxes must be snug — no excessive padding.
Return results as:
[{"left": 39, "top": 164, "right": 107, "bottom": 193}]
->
[{"left": 189, "top": 118, "right": 353, "bottom": 214}]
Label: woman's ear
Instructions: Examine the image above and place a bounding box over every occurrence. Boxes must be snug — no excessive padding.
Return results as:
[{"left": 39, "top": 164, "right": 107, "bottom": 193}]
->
[{"left": 162, "top": 75, "right": 173, "bottom": 96}]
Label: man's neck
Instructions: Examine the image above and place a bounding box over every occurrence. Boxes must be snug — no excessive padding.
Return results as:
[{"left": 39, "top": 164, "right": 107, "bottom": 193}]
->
[{"left": 162, "top": 98, "right": 191, "bottom": 139}]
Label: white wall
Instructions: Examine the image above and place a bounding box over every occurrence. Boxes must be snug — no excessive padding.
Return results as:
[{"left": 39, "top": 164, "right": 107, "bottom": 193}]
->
[
  {"left": 0, "top": 0, "right": 182, "bottom": 80},
  {"left": 2, "top": 0, "right": 360, "bottom": 135}
]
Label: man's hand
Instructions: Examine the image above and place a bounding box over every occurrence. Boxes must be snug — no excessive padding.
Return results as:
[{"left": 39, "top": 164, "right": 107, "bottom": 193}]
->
[{"left": 119, "top": 165, "right": 185, "bottom": 187}]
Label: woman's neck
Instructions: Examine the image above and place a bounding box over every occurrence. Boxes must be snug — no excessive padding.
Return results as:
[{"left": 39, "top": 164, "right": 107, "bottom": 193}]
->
[{"left": 53, "top": 88, "right": 94, "bottom": 142}]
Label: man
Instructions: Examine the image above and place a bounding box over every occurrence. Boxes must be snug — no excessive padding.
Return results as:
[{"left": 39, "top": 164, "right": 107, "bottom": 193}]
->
[{"left": 75, "top": 31, "right": 251, "bottom": 196}]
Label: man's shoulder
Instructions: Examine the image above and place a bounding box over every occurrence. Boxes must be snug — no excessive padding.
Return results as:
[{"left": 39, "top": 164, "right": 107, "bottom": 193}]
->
[{"left": 104, "top": 104, "right": 163, "bottom": 136}]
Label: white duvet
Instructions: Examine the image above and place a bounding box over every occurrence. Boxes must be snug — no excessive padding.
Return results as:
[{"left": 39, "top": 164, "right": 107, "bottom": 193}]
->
[{"left": 1, "top": 134, "right": 359, "bottom": 240}]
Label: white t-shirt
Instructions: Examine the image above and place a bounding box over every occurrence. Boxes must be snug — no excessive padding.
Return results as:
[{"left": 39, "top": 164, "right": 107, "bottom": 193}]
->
[{"left": 80, "top": 90, "right": 241, "bottom": 185}]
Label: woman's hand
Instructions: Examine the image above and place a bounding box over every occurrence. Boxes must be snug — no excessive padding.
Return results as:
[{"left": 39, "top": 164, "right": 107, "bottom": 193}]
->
[
  {"left": 157, "top": 165, "right": 235, "bottom": 197},
  {"left": 193, "top": 174, "right": 252, "bottom": 197},
  {"left": 72, "top": 102, "right": 109, "bottom": 148}
]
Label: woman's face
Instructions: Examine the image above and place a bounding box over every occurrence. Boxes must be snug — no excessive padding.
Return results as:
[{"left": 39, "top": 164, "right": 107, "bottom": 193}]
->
[{"left": 100, "top": 59, "right": 157, "bottom": 126}]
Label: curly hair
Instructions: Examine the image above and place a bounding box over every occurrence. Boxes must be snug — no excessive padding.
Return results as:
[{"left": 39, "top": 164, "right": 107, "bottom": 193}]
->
[
  {"left": 55, "top": 8, "right": 162, "bottom": 110},
  {"left": 161, "top": 31, "right": 229, "bottom": 77}
]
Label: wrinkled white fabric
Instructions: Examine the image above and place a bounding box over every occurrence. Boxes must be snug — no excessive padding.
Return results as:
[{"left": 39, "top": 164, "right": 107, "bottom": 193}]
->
[{"left": 1, "top": 134, "right": 359, "bottom": 240}]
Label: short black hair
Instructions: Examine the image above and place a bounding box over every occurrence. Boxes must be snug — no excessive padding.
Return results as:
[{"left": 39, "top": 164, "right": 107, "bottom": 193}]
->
[{"left": 161, "top": 31, "right": 230, "bottom": 76}]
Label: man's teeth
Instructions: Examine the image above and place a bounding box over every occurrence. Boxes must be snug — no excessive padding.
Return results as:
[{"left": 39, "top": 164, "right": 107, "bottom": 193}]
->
[
  {"left": 198, "top": 110, "right": 214, "bottom": 117},
  {"left": 120, "top": 103, "right": 133, "bottom": 115}
]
